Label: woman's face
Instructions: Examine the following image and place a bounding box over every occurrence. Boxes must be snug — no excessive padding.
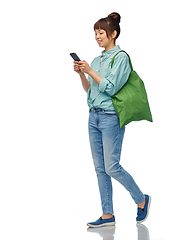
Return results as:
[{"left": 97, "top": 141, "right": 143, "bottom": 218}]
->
[{"left": 95, "top": 29, "right": 113, "bottom": 49}]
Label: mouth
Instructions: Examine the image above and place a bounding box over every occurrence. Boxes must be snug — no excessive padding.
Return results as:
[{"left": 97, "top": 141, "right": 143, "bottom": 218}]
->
[{"left": 97, "top": 40, "right": 102, "bottom": 45}]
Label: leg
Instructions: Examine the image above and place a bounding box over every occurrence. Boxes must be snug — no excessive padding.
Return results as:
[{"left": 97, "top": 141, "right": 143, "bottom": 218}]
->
[
  {"left": 88, "top": 111, "right": 114, "bottom": 214},
  {"left": 99, "top": 111, "right": 145, "bottom": 205}
]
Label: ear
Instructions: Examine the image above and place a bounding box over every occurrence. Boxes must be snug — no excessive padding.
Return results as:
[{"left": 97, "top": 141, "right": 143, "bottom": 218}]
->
[{"left": 112, "top": 30, "right": 117, "bottom": 40}]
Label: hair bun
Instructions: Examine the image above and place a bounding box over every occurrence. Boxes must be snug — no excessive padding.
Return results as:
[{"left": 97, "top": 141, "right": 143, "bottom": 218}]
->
[{"left": 108, "top": 12, "right": 121, "bottom": 24}]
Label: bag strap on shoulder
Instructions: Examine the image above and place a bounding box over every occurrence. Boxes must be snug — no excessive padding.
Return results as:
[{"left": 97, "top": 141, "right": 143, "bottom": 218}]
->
[{"left": 111, "top": 50, "right": 133, "bottom": 71}]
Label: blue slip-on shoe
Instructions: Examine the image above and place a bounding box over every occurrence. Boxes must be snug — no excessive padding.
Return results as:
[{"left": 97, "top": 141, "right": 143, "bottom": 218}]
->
[
  {"left": 87, "top": 216, "right": 116, "bottom": 228},
  {"left": 136, "top": 195, "right": 151, "bottom": 224}
]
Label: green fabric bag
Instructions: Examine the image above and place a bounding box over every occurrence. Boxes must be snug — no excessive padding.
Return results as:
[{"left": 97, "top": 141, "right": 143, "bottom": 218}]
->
[{"left": 111, "top": 50, "right": 153, "bottom": 128}]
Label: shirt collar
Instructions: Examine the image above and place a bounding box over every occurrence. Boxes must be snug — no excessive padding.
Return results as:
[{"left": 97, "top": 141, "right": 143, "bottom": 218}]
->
[{"left": 101, "top": 45, "right": 121, "bottom": 56}]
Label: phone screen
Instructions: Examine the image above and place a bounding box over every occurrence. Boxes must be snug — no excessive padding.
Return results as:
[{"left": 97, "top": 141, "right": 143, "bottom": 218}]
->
[{"left": 70, "top": 53, "right": 81, "bottom": 61}]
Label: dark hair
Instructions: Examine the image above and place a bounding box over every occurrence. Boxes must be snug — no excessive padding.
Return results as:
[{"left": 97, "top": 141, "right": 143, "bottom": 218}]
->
[{"left": 94, "top": 12, "right": 121, "bottom": 40}]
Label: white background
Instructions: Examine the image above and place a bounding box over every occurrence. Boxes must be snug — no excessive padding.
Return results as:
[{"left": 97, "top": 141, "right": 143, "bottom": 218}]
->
[{"left": 0, "top": 0, "right": 180, "bottom": 239}]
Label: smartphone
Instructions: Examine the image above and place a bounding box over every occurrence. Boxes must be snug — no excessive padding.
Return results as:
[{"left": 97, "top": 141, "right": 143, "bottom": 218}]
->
[{"left": 70, "top": 53, "right": 81, "bottom": 61}]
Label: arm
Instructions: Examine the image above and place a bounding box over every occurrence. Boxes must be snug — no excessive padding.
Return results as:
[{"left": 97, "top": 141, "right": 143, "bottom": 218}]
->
[
  {"left": 79, "top": 72, "right": 90, "bottom": 93},
  {"left": 74, "top": 61, "right": 90, "bottom": 93},
  {"left": 87, "top": 69, "right": 102, "bottom": 86},
  {"left": 98, "top": 54, "right": 131, "bottom": 96},
  {"left": 78, "top": 54, "right": 130, "bottom": 96},
  {"left": 78, "top": 60, "right": 102, "bottom": 86}
]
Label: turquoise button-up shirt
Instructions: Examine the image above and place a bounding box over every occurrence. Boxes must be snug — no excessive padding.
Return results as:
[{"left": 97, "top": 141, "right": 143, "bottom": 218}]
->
[{"left": 87, "top": 45, "right": 131, "bottom": 110}]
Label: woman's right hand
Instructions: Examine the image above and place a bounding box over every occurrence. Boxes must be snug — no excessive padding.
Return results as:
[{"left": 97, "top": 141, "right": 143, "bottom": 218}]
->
[{"left": 74, "top": 61, "right": 82, "bottom": 75}]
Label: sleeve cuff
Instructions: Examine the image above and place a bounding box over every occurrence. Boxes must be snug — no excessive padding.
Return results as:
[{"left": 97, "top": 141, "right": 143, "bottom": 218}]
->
[{"left": 99, "top": 78, "right": 109, "bottom": 93}]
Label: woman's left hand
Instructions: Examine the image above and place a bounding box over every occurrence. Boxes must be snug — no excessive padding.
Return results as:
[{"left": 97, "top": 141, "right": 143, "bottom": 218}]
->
[{"left": 78, "top": 61, "right": 91, "bottom": 74}]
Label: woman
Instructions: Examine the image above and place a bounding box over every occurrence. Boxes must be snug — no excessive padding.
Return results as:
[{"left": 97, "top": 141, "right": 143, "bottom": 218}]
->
[{"left": 73, "top": 12, "right": 151, "bottom": 227}]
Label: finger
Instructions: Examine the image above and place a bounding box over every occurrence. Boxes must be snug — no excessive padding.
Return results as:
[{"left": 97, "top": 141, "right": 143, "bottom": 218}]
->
[
  {"left": 79, "top": 62, "right": 85, "bottom": 67},
  {"left": 74, "top": 64, "right": 79, "bottom": 69},
  {"left": 79, "top": 64, "right": 84, "bottom": 68},
  {"left": 78, "top": 61, "right": 85, "bottom": 65}
]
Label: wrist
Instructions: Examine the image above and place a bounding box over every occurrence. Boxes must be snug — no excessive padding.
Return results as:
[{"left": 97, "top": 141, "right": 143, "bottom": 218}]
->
[
  {"left": 79, "top": 72, "right": 85, "bottom": 76},
  {"left": 87, "top": 68, "right": 93, "bottom": 76}
]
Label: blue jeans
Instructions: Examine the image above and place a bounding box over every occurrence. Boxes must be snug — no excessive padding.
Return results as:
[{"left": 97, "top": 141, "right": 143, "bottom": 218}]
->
[{"left": 88, "top": 108, "right": 145, "bottom": 214}]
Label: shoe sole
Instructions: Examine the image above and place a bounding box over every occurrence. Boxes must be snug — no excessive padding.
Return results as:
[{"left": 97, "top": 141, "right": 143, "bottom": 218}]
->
[
  {"left": 87, "top": 221, "right": 116, "bottom": 228},
  {"left": 137, "top": 196, "right": 151, "bottom": 224}
]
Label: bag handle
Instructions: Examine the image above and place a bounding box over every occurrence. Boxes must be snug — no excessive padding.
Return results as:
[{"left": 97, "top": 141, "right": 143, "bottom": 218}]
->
[{"left": 111, "top": 50, "right": 133, "bottom": 71}]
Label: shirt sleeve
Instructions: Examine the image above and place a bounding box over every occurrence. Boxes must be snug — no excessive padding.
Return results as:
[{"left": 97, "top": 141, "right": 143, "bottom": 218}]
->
[{"left": 98, "top": 52, "right": 131, "bottom": 96}]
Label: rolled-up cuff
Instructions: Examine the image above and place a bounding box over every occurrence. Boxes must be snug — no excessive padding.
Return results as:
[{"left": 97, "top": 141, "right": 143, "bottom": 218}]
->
[{"left": 98, "top": 78, "right": 109, "bottom": 93}]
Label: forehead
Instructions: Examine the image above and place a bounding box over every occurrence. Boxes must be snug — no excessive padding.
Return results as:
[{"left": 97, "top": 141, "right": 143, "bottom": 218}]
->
[{"left": 95, "top": 29, "right": 106, "bottom": 32}]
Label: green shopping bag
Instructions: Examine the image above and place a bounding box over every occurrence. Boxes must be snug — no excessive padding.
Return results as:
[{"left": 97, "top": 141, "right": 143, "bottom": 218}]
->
[{"left": 111, "top": 50, "right": 153, "bottom": 128}]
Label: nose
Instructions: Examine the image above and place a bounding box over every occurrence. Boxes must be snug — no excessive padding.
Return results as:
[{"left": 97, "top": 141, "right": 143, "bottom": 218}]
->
[{"left": 96, "top": 33, "right": 100, "bottom": 40}]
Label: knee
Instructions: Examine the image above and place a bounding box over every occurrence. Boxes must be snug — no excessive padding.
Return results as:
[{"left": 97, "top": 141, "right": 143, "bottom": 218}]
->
[
  {"left": 105, "top": 164, "right": 123, "bottom": 178},
  {"left": 105, "top": 165, "right": 115, "bottom": 177},
  {"left": 105, "top": 168, "right": 112, "bottom": 177},
  {"left": 94, "top": 166, "right": 107, "bottom": 176}
]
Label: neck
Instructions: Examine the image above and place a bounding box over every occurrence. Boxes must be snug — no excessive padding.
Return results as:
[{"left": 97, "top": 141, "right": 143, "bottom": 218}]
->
[{"left": 105, "top": 42, "right": 116, "bottom": 52}]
